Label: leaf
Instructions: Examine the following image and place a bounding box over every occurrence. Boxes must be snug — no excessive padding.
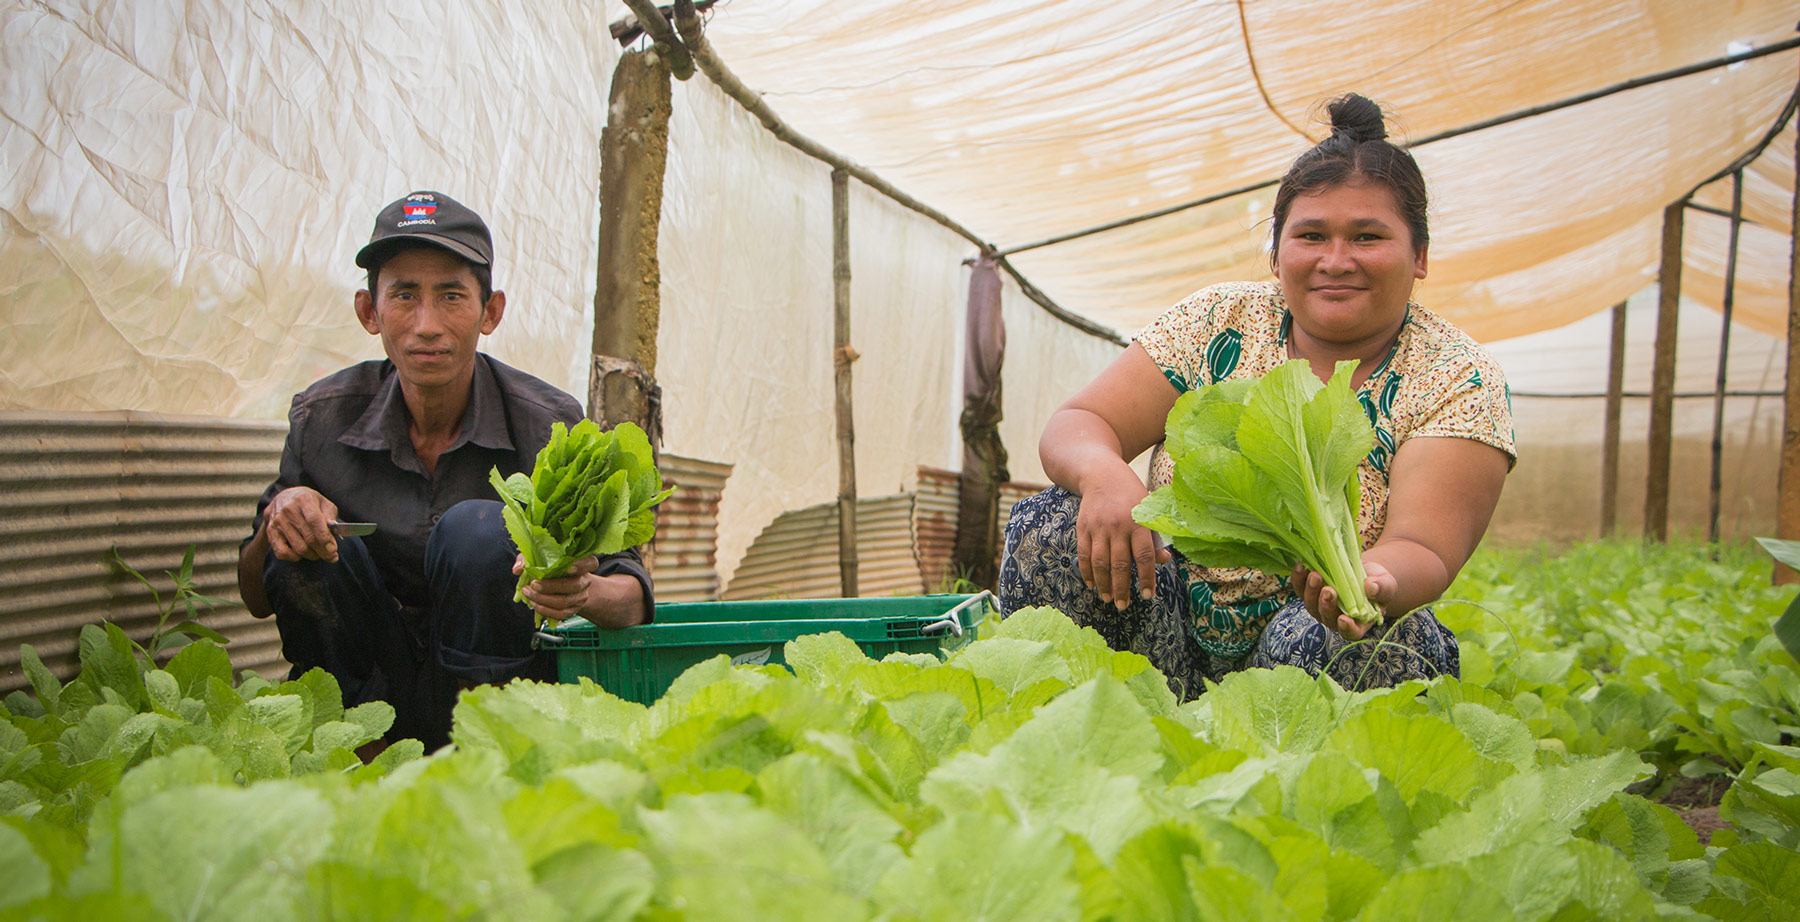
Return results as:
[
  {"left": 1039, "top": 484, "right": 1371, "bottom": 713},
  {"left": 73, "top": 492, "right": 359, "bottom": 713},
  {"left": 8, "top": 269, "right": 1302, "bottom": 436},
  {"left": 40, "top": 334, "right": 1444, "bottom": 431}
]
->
[
  {"left": 244, "top": 694, "right": 312, "bottom": 758},
  {"left": 921, "top": 677, "right": 1163, "bottom": 860},
  {"left": 1105, "top": 824, "right": 1208, "bottom": 922},
  {"left": 1699, "top": 842, "right": 1800, "bottom": 921},
  {"left": 0, "top": 820, "right": 51, "bottom": 909},
  {"left": 77, "top": 624, "right": 147, "bottom": 711},
  {"left": 164, "top": 640, "right": 232, "bottom": 698},
  {"left": 530, "top": 844, "right": 655, "bottom": 922},
  {"left": 1446, "top": 701, "right": 1537, "bottom": 768},
  {"left": 756, "top": 753, "right": 905, "bottom": 897},
  {"left": 20, "top": 646, "right": 62, "bottom": 716},
  {"left": 785, "top": 631, "right": 873, "bottom": 688},
  {"left": 164, "top": 620, "right": 230, "bottom": 646},
  {"left": 640, "top": 792, "right": 867, "bottom": 921},
  {"left": 1134, "top": 359, "right": 1378, "bottom": 623},
  {"left": 300, "top": 862, "right": 458, "bottom": 921},
  {"left": 1327, "top": 707, "right": 1507, "bottom": 804},
  {"left": 1201, "top": 665, "right": 1337, "bottom": 755},
  {"left": 69, "top": 783, "right": 335, "bottom": 920},
  {"left": 1772, "top": 588, "right": 1800, "bottom": 671},
  {"left": 1186, "top": 860, "right": 1298, "bottom": 922},
  {"left": 1352, "top": 864, "right": 1514, "bottom": 922},
  {"left": 1756, "top": 537, "right": 1800, "bottom": 571},
  {"left": 873, "top": 811, "right": 1078, "bottom": 922},
  {"left": 947, "top": 638, "right": 1074, "bottom": 701},
  {"left": 1578, "top": 794, "right": 1707, "bottom": 902}
]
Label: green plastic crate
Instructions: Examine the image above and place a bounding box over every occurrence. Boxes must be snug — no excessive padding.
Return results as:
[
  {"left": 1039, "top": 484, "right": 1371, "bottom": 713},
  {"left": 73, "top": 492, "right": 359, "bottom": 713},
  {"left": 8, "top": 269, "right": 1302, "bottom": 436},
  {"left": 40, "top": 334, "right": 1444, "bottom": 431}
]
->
[{"left": 542, "top": 593, "right": 990, "bottom": 704}]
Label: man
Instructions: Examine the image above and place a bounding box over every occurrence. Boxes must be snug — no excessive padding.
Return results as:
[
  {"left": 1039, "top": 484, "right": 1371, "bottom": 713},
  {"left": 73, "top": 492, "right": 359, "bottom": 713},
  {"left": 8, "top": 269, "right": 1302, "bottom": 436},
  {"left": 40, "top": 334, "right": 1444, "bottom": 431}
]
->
[{"left": 238, "top": 191, "right": 651, "bottom": 751}]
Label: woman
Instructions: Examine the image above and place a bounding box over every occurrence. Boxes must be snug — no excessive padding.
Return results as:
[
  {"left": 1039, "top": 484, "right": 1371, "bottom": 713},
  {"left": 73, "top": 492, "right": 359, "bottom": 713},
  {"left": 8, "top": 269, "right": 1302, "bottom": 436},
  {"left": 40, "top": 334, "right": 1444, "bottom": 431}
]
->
[{"left": 1000, "top": 94, "right": 1514, "bottom": 697}]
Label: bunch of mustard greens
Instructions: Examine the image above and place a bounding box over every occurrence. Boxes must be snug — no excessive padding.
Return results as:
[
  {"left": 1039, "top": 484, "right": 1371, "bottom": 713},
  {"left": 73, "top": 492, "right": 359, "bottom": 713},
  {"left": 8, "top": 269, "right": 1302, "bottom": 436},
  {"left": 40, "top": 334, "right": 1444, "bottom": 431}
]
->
[
  {"left": 490, "top": 419, "right": 674, "bottom": 619},
  {"left": 1133, "top": 358, "right": 1381, "bottom": 624}
]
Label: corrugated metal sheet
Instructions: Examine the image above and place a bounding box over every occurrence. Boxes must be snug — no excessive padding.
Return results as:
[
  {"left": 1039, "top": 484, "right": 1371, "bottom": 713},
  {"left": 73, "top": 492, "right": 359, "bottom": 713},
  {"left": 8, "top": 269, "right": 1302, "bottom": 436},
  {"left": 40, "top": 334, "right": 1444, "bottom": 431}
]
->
[
  {"left": 648, "top": 454, "right": 731, "bottom": 603},
  {"left": 0, "top": 411, "right": 290, "bottom": 695},
  {"left": 914, "top": 467, "right": 961, "bottom": 592},
  {"left": 912, "top": 467, "right": 1050, "bottom": 592},
  {"left": 723, "top": 495, "right": 924, "bottom": 600},
  {"left": 723, "top": 472, "right": 1056, "bottom": 603}
]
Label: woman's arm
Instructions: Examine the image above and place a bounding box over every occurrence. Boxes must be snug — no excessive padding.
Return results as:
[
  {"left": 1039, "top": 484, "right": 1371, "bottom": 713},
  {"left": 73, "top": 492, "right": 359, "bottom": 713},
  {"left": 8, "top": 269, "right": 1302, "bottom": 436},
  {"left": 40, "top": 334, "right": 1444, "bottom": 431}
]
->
[
  {"left": 1298, "top": 435, "right": 1510, "bottom": 638},
  {"left": 1040, "top": 342, "right": 1181, "bottom": 609}
]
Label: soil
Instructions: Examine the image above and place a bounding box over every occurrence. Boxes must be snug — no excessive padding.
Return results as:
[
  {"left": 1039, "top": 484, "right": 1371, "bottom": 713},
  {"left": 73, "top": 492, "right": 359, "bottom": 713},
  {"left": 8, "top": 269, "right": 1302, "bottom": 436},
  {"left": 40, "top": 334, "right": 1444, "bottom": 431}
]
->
[{"left": 1660, "top": 776, "right": 1731, "bottom": 845}]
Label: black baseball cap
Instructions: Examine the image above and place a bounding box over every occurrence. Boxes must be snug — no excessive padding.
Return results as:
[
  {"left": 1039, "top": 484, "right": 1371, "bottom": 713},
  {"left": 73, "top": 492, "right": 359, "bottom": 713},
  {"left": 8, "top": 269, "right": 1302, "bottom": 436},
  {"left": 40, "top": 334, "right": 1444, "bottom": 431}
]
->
[{"left": 355, "top": 190, "right": 493, "bottom": 268}]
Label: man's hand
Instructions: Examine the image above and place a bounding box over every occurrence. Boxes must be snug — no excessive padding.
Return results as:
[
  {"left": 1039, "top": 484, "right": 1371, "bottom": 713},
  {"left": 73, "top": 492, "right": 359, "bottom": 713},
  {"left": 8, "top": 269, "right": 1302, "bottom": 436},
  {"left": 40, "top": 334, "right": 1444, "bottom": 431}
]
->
[
  {"left": 1292, "top": 560, "right": 1398, "bottom": 642},
  {"left": 263, "top": 486, "right": 341, "bottom": 563},
  {"left": 515, "top": 555, "right": 647, "bottom": 628}
]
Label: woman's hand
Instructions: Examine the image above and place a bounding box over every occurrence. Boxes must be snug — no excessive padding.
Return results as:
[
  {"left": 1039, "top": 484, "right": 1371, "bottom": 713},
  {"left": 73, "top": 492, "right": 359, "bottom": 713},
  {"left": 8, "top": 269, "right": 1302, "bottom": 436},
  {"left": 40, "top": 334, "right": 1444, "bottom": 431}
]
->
[
  {"left": 1078, "top": 473, "right": 1172, "bottom": 611},
  {"left": 1292, "top": 559, "right": 1398, "bottom": 641},
  {"left": 1038, "top": 343, "right": 1183, "bottom": 613}
]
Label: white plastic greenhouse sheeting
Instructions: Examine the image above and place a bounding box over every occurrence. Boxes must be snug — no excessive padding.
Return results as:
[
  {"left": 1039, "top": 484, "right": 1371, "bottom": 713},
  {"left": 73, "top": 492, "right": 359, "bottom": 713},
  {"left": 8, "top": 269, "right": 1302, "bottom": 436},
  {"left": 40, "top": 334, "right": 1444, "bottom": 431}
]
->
[
  {"left": 0, "top": 0, "right": 1117, "bottom": 584},
  {"left": 656, "top": 80, "right": 1117, "bottom": 579},
  {"left": 702, "top": 0, "right": 1799, "bottom": 341}
]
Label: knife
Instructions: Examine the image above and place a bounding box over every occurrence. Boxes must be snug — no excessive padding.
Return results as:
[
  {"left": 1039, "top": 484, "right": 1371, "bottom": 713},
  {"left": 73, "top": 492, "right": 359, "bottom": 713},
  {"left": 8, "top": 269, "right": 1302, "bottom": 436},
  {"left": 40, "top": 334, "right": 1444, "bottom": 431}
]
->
[{"left": 329, "top": 521, "right": 378, "bottom": 537}]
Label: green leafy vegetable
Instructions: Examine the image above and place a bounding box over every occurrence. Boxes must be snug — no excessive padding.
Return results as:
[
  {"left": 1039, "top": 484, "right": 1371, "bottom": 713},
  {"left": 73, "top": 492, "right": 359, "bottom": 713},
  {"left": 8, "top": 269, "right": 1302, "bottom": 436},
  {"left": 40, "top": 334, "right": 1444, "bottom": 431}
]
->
[
  {"left": 1133, "top": 358, "right": 1380, "bottom": 624},
  {"left": 1755, "top": 537, "right": 1800, "bottom": 666},
  {"left": 490, "top": 420, "right": 676, "bottom": 615}
]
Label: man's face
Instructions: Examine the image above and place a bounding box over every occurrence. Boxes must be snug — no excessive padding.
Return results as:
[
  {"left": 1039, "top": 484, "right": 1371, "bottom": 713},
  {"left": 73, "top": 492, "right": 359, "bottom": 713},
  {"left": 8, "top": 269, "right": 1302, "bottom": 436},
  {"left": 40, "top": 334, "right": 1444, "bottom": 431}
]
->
[{"left": 354, "top": 246, "right": 504, "bottom": 394}]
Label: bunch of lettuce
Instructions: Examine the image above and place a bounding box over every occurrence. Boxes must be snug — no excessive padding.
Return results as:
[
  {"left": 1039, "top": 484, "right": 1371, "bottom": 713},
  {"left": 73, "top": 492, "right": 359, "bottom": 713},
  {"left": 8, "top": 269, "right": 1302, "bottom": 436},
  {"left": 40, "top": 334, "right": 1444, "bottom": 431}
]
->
[
  {"left": 490, "top": 419, "right": 674, "bottom": 614},
  {"left": 1133, "top": 358, "right": 1381, "bottom": 624}
]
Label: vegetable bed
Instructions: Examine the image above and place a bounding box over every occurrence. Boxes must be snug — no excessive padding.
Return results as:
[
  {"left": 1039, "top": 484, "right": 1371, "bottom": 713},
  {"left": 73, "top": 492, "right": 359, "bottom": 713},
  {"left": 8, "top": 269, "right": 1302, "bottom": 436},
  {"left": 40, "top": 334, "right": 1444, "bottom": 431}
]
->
[{"left": 1, "top": 539, "right": 1796, "bottom": 920}]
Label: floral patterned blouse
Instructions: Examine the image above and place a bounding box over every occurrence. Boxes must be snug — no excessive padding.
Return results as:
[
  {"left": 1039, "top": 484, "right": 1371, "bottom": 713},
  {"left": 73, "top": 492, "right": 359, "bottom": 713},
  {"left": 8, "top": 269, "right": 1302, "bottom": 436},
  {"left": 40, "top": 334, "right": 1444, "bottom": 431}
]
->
[{"left": 1136, "top": 281, "right": 1516, "bottom": 657}]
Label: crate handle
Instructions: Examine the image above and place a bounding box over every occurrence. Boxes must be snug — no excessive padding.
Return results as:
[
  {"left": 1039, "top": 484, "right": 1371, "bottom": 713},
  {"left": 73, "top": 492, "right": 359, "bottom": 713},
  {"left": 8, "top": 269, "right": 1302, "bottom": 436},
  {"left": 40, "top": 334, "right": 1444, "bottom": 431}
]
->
[
  {"left": 532, "top": 631, "right": 566, "bottom": 649},
  {"left": 921, "top": 590, "right": 995, "bottom": 638}
]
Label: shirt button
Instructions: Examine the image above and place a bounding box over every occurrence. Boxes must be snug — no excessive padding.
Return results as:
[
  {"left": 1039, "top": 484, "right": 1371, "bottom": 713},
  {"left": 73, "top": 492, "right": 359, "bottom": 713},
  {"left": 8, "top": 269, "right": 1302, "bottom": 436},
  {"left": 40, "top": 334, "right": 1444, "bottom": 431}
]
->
[{"left": 431, "top": 514, "right": 442, "bottom": 524}]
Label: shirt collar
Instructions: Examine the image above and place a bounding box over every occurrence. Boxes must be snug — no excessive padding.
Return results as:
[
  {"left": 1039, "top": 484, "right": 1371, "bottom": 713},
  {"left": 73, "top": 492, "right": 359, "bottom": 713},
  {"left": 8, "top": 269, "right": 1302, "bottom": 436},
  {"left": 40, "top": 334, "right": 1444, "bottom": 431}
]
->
[
  {"left": 461, "top": 356, "right": 514, "bottom": 452},
  {"left": 337, "top": 355, "right": 515, "bottom": 457}
]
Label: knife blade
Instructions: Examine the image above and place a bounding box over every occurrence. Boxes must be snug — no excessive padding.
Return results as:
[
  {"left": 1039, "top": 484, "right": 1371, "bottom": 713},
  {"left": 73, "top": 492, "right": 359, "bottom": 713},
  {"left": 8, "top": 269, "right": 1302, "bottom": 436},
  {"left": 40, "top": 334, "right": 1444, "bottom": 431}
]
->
[{"left": 329, "top": 521, "right": 378, "bottom": 537}]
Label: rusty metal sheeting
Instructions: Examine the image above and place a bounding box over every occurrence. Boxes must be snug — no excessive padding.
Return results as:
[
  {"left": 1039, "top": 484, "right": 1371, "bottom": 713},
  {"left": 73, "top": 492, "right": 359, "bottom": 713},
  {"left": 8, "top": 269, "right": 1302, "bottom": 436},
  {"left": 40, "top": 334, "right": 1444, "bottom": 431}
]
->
[
  {"left": 914, "top": 467, "right": 962, "bottom": 592},
  {"left": 722, "top": 495, "right": 923, "bottom": 601},
  {"left": 0, "top": 411, "right": 290, "bottom": 695},
  {"left": 728, "top": 471, "right": 1055, "bottom": 603},
  {"left": 649, "top": 454, "right": 732, "bottom": 602},
  {"left": 914, "top": 466, "right": 1048, "bottom": 592}
]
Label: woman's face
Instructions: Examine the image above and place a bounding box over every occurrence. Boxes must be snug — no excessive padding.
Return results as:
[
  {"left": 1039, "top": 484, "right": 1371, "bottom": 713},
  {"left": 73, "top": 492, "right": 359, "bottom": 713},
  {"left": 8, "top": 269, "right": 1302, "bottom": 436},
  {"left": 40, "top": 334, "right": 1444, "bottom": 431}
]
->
[{"left": 1275, "top": 178, "right": 1427, "bottom": 350}]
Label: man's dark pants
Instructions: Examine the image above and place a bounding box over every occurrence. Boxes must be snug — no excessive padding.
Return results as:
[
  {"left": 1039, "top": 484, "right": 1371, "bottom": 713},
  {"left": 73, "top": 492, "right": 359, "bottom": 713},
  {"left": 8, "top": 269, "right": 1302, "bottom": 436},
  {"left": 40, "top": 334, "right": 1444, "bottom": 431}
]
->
[{"left": 261, "top": 499, "right": 552, "bottom": 751}]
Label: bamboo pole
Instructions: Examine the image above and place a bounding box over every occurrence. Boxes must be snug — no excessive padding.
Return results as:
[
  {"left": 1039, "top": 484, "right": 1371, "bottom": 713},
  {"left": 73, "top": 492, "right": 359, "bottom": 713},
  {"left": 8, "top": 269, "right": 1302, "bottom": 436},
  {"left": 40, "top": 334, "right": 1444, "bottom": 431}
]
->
[
  {"left": 832, "top": 168, "right": 859, "bottom": 597},
  {"left": 1708, "top": 172, "right": 1744, "bottom": 544},
  {"left": 1601, "top": 302, "right": 1627, "bottom": 536},
  {"left": 1645, "top": 203, "right": 1684, "bottom": 543},
  {"left": 1779, "top": 95, "right": 1800, "bottom": 585}
]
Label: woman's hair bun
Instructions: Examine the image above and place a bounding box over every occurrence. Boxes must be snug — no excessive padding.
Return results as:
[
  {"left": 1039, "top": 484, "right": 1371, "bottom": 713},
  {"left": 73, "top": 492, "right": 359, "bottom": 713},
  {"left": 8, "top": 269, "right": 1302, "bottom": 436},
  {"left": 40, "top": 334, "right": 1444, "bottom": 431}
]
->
[{"left": 1326, "top": 93, "right": 1388, "bottom": 143}]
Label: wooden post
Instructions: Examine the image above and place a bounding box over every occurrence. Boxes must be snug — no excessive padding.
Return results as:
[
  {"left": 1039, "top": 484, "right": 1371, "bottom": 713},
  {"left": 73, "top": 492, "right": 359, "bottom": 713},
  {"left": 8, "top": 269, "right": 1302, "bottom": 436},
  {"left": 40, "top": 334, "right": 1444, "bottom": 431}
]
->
[
  {"left": 1779, "top": 104, "right": 1800, "bottom": 584},
  {"left": 1600, "top": 302, "right": 1627, "bottom": 536},
  {"left": 1645, "top": 203, "right": 1684, "bottom": 542},
  {"left": 1708, "top": 172, "right": 1743, "bottom": 544},
  {"left": 590, "top": 49, "right": 672, "bottom": 441},
  {"left": 832, "top": 168, "right": 859, "bottom": 597}
]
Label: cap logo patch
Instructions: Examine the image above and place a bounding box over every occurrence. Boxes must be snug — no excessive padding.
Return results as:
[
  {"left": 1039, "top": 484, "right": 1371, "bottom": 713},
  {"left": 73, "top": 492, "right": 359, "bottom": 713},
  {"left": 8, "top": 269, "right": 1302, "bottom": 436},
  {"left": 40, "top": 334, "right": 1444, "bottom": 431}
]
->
[{"left": 402, "top": 202, "right": 437, "bottom": 218}]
